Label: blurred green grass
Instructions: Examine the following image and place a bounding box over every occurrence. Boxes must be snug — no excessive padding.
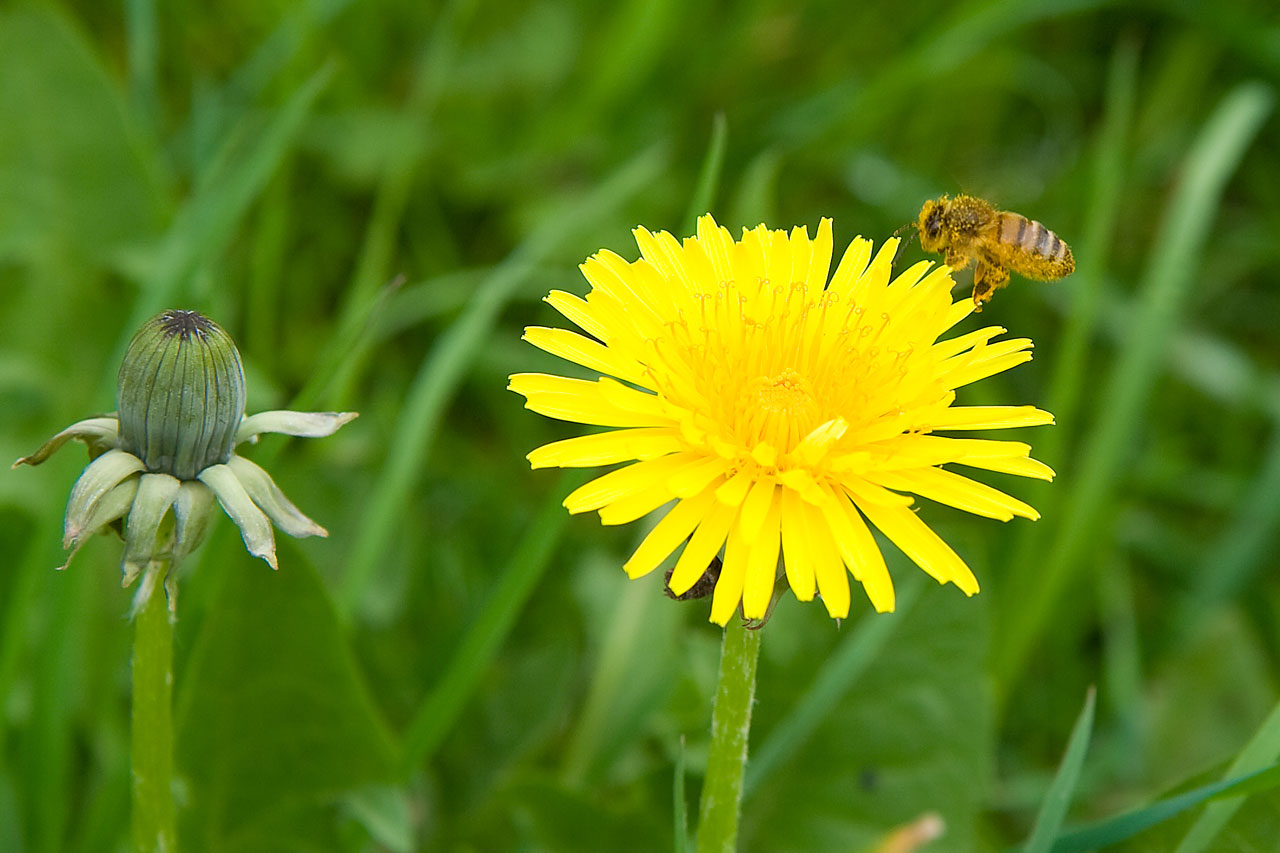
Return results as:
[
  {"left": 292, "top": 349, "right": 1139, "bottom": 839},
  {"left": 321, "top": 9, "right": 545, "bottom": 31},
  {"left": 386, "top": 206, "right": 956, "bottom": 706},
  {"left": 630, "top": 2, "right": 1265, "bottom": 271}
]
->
[{"left": 3, "top": 0, "right": 1280, "bottom": 850}]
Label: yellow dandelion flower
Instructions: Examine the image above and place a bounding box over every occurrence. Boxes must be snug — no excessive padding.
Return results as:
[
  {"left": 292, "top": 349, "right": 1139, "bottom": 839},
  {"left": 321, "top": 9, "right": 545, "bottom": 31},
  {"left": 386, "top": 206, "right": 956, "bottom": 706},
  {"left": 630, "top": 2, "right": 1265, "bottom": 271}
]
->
[{"left": 510, "top": 215, "right": 1053, "bottom": 625}]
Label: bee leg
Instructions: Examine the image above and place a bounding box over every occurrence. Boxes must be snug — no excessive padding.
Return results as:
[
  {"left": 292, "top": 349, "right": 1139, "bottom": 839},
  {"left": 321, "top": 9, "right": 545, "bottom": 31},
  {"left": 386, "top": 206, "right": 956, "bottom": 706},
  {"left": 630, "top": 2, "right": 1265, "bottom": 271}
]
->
[
  {"left": 972, "top": 262, "right": 1010, "bottom": 310},
  {"left": 943, "top": 249, "right": 972, "bottom": 272}
]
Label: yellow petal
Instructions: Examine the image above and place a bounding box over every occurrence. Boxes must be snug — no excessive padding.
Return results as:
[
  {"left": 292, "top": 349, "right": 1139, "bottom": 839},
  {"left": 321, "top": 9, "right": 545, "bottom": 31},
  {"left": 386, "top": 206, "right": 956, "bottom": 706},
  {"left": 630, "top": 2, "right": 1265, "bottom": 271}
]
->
[
  {"left": 940, "top": 338, "right": 1034, "bottom": 389},
  {"left": 669, "top": 455, "right": 733, "bottom": 497},
  {"left": 598, "top": 486, "right": 675, "bottom": 526},
  {"left": 545, "top": 290, "right": 609, "bottom": 342},
  {"left": 827, "top": 236, "right": 872, "bottom": 298},
  {"left": 634, "top": 227, "right": 691, "bottom": 294},
  {"left": 696, "top": 214, "right": 735, "bottom": 283},
  {"left": 806, "top": 505, "right": 854, "bottom": 618},
  {"left": 522, "top": 327, "right": 648, "bottom": 386},
  {"left": 527, "top": 428, "right": 683, "bottom": 469},
  {"left": 715, "top": 469, "right": 755, "bottom": 506},
  {"left": 709, "top": 523, "right": 749, "bottom": 625},
  {"left": 930, "top": 325, "right": 1004, "bottom": 361},
  {"left": 841, "top": 473, "right": 914, "bottom": 507},
  {"left": 849, "top": 239, "right": 900, "bottom": 304},
  {"left": 623, "top": 488, "right": 718, "bottom": 579},
  {"left": 871, "top": 467, "right": 1040, "bottom": 521},
  {"left": 857, "top": 500, "right": 978, "bottom": 595},
  {"left": 779, "top": 489, "right": 817, "bottom": 601},
  {"left": 580, "top": 252, "right": 665, "bottom": 336},
  {"left": 956, "top": 454, "right": 1056, "bottom": 480},
  {"left": 509, "top": 374, "right": 658, "bottom": 428},
  {"left": 738, "top": 477, "right": 776, "bottom": 541},
  {"left": 741, "top": 496, "right": 782, "bottom": 620},
  {"left": 669, "top": 498, "right": 734, "bottom": 596},
  {"left": 792, "top": 417, "right": 847, "bottom": 467},
  {"left": 805, "top": 218, "right": 834, "bottom": 293},
  {"left": 820, "top": 485, "right": 893, "bottom": 613},
  {"left": 925, "top": 405, "right": 1055, "bottom": 430},
  {"left": 563, "top": 454, "right": 692, "bottom": 514}
]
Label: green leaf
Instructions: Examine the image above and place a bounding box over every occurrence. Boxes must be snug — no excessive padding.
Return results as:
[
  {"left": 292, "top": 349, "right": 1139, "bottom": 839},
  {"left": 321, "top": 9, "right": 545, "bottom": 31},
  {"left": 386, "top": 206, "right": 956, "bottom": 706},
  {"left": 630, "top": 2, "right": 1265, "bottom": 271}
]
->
[
  {"left": 1175, "top": 700, "right": 1280, "bottom": 852},
  {"left": 175, "top": 542, "right": 397, "bottom": 851},
  {"left": 1023, "top": 687, "right": 1096, "bottom": 852},
  {"left": 337, "top": 785, "right": 415, "bottom": 853},
  {"left": 0, "top": 6, "right": 165, "bottom": 267},
  {"left": 1048, "top": 764, "right": 1280, "bottom": 852},
  {"left": 489, "top": 773, "right": 669, "bottom": 852},
  {"left": 741, "top": 581, "right": 991, "bottom": 851},
  {"left": 560, "top": 559, "right": 684, "bottom": 787}
]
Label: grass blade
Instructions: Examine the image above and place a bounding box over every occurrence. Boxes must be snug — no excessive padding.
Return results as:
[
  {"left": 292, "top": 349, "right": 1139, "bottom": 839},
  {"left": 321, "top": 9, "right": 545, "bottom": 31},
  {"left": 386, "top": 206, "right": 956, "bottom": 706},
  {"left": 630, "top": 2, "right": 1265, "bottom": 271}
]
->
[
  {"left": 1046, "top": 764, "right": 1280, "bottom": 852},
  {"left": 996, "top": 81, "right": 1274, "bottom": 691},
  {"left": 1166, "top": 424, "right": 1280, "bottom": 647},
  {"left": 318, "top": 0, "right": 479, "bottom": 408},
  {"left": 107, "top": 64, "right": 334, "bottom": 398},
  {"left": 337, "top": 145, "right": 665, "bottom": 617},
  {"left": 1022, "top": 687, "right": 1096, "bottom": 853},
  {"left": 400, "top": 472, "right": 578, "bottom": 771},
  {"left": 1175, "top": 699, "right": 1280, "bottom": 852},
  {"left": 124, "top": 0, "right": 158, "bottom": 135},
  {"left": 682, "top": 112, "right": 728, "bottom": 234}
]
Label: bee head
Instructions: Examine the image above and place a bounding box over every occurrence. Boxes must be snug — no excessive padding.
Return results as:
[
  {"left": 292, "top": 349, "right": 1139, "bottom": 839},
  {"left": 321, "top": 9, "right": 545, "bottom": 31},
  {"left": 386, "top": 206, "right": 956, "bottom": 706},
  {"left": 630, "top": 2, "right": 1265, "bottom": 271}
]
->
[{"left": 916, "top": 197, "right": 949, "bottom": 251}]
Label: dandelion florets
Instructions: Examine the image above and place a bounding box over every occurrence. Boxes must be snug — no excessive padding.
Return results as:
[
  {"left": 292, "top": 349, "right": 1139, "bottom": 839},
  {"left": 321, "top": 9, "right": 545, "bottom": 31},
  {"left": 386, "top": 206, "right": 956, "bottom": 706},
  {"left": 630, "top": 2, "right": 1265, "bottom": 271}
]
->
[{"left": 510, "top": 215, "right": 1055, "bottom": 625}]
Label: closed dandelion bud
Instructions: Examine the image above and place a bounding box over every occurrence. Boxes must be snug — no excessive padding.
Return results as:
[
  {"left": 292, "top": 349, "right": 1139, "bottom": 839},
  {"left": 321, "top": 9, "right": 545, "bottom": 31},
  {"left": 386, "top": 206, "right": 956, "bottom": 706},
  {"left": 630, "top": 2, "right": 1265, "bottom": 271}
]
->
[
  {"left": 117, "top": 310, "right": 246, "bottom": 481},
  {"left": 17, "top": 306, "right": 357, "bottom": 614}
]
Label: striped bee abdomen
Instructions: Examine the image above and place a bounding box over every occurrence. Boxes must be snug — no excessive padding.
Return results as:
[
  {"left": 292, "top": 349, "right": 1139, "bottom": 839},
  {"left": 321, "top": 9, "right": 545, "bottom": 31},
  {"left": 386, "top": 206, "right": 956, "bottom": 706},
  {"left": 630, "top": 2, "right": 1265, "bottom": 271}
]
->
[{"left": 997, "top": 212, "right": 1073, "bottom": 278}]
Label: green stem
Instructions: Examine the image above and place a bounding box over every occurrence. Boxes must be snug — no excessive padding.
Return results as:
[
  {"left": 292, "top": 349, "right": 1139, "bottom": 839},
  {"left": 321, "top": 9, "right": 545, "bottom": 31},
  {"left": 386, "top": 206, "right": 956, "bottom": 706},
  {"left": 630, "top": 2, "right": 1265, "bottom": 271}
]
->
[
  {"left": 131, "top": 573, "right": 176, "bottom": 853},
  {"left": 696, "top": 619, "right": 762, "bottom": 853}
]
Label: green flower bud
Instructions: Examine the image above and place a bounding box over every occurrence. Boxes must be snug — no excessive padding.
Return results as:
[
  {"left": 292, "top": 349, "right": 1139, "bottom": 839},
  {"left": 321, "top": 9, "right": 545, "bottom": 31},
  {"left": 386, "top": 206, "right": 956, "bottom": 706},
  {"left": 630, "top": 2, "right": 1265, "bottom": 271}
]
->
[{"left": 117, "top": 310, "right": 247, "bottom": 481}]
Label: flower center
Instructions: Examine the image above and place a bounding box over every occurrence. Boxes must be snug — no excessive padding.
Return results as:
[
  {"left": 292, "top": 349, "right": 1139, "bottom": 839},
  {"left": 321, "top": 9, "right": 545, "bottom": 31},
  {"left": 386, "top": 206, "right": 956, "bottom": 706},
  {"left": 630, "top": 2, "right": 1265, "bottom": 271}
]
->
[
  {"left": 649, "top": 274, "right": 940, "bottom": 472},
  {"left": 755, "top": 368, "right": 813, "bottom": 416}
]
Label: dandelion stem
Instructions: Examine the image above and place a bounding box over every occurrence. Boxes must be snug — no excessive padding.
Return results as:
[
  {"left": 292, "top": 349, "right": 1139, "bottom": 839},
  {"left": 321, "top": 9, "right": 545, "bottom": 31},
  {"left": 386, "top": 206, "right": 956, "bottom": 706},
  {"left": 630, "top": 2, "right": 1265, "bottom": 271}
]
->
[
  {"left": 696, "top": 619, "right": 761, "bottom": 853},
  {"left": 131, "top": 571, "right": 175, "bottom": 853}
]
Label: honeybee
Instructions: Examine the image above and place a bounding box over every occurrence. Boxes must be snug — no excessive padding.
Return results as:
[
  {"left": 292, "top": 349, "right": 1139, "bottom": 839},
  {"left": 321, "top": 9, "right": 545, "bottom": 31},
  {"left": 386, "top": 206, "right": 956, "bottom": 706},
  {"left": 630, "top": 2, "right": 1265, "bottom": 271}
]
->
[{"left": 915, "top": 194, "right": 1074, "bottom": 309}]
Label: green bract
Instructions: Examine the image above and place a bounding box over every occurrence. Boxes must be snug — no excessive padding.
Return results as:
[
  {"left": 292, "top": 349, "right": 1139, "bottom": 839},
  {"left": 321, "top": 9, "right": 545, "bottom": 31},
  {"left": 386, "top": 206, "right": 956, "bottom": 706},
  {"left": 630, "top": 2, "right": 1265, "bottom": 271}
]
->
[{"left": 14, "top": 309, "right": 357, "bottom": 612}]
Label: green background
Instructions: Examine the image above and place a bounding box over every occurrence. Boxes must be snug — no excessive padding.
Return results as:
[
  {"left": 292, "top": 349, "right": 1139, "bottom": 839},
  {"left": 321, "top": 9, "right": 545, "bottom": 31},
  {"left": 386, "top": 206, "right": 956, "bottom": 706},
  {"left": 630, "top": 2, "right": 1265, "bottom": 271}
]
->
[{"left": 2, "top": 0, "right": 1279, "bottom": 850}]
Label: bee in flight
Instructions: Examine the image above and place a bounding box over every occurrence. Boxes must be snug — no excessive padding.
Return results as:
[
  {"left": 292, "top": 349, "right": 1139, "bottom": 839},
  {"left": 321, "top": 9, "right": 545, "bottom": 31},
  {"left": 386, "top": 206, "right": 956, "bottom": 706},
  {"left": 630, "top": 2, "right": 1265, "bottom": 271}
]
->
[{"left": 913, "top": 194, "right": 1074, "bottom": 309}]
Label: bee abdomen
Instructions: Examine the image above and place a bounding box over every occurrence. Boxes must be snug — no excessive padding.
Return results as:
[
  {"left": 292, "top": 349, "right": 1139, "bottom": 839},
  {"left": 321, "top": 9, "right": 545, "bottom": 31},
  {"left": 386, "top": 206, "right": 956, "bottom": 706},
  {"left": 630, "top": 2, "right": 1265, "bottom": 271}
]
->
[{"left": 998, "top": 212, "right": 1073, "bottom": 273}]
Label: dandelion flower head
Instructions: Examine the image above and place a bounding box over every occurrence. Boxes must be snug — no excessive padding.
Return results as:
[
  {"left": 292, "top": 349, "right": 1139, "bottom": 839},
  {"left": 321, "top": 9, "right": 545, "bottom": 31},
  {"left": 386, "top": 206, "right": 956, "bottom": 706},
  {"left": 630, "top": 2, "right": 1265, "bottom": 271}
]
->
[{"left": 510, "top": 215, "right": 1054, "bottom": 625}]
